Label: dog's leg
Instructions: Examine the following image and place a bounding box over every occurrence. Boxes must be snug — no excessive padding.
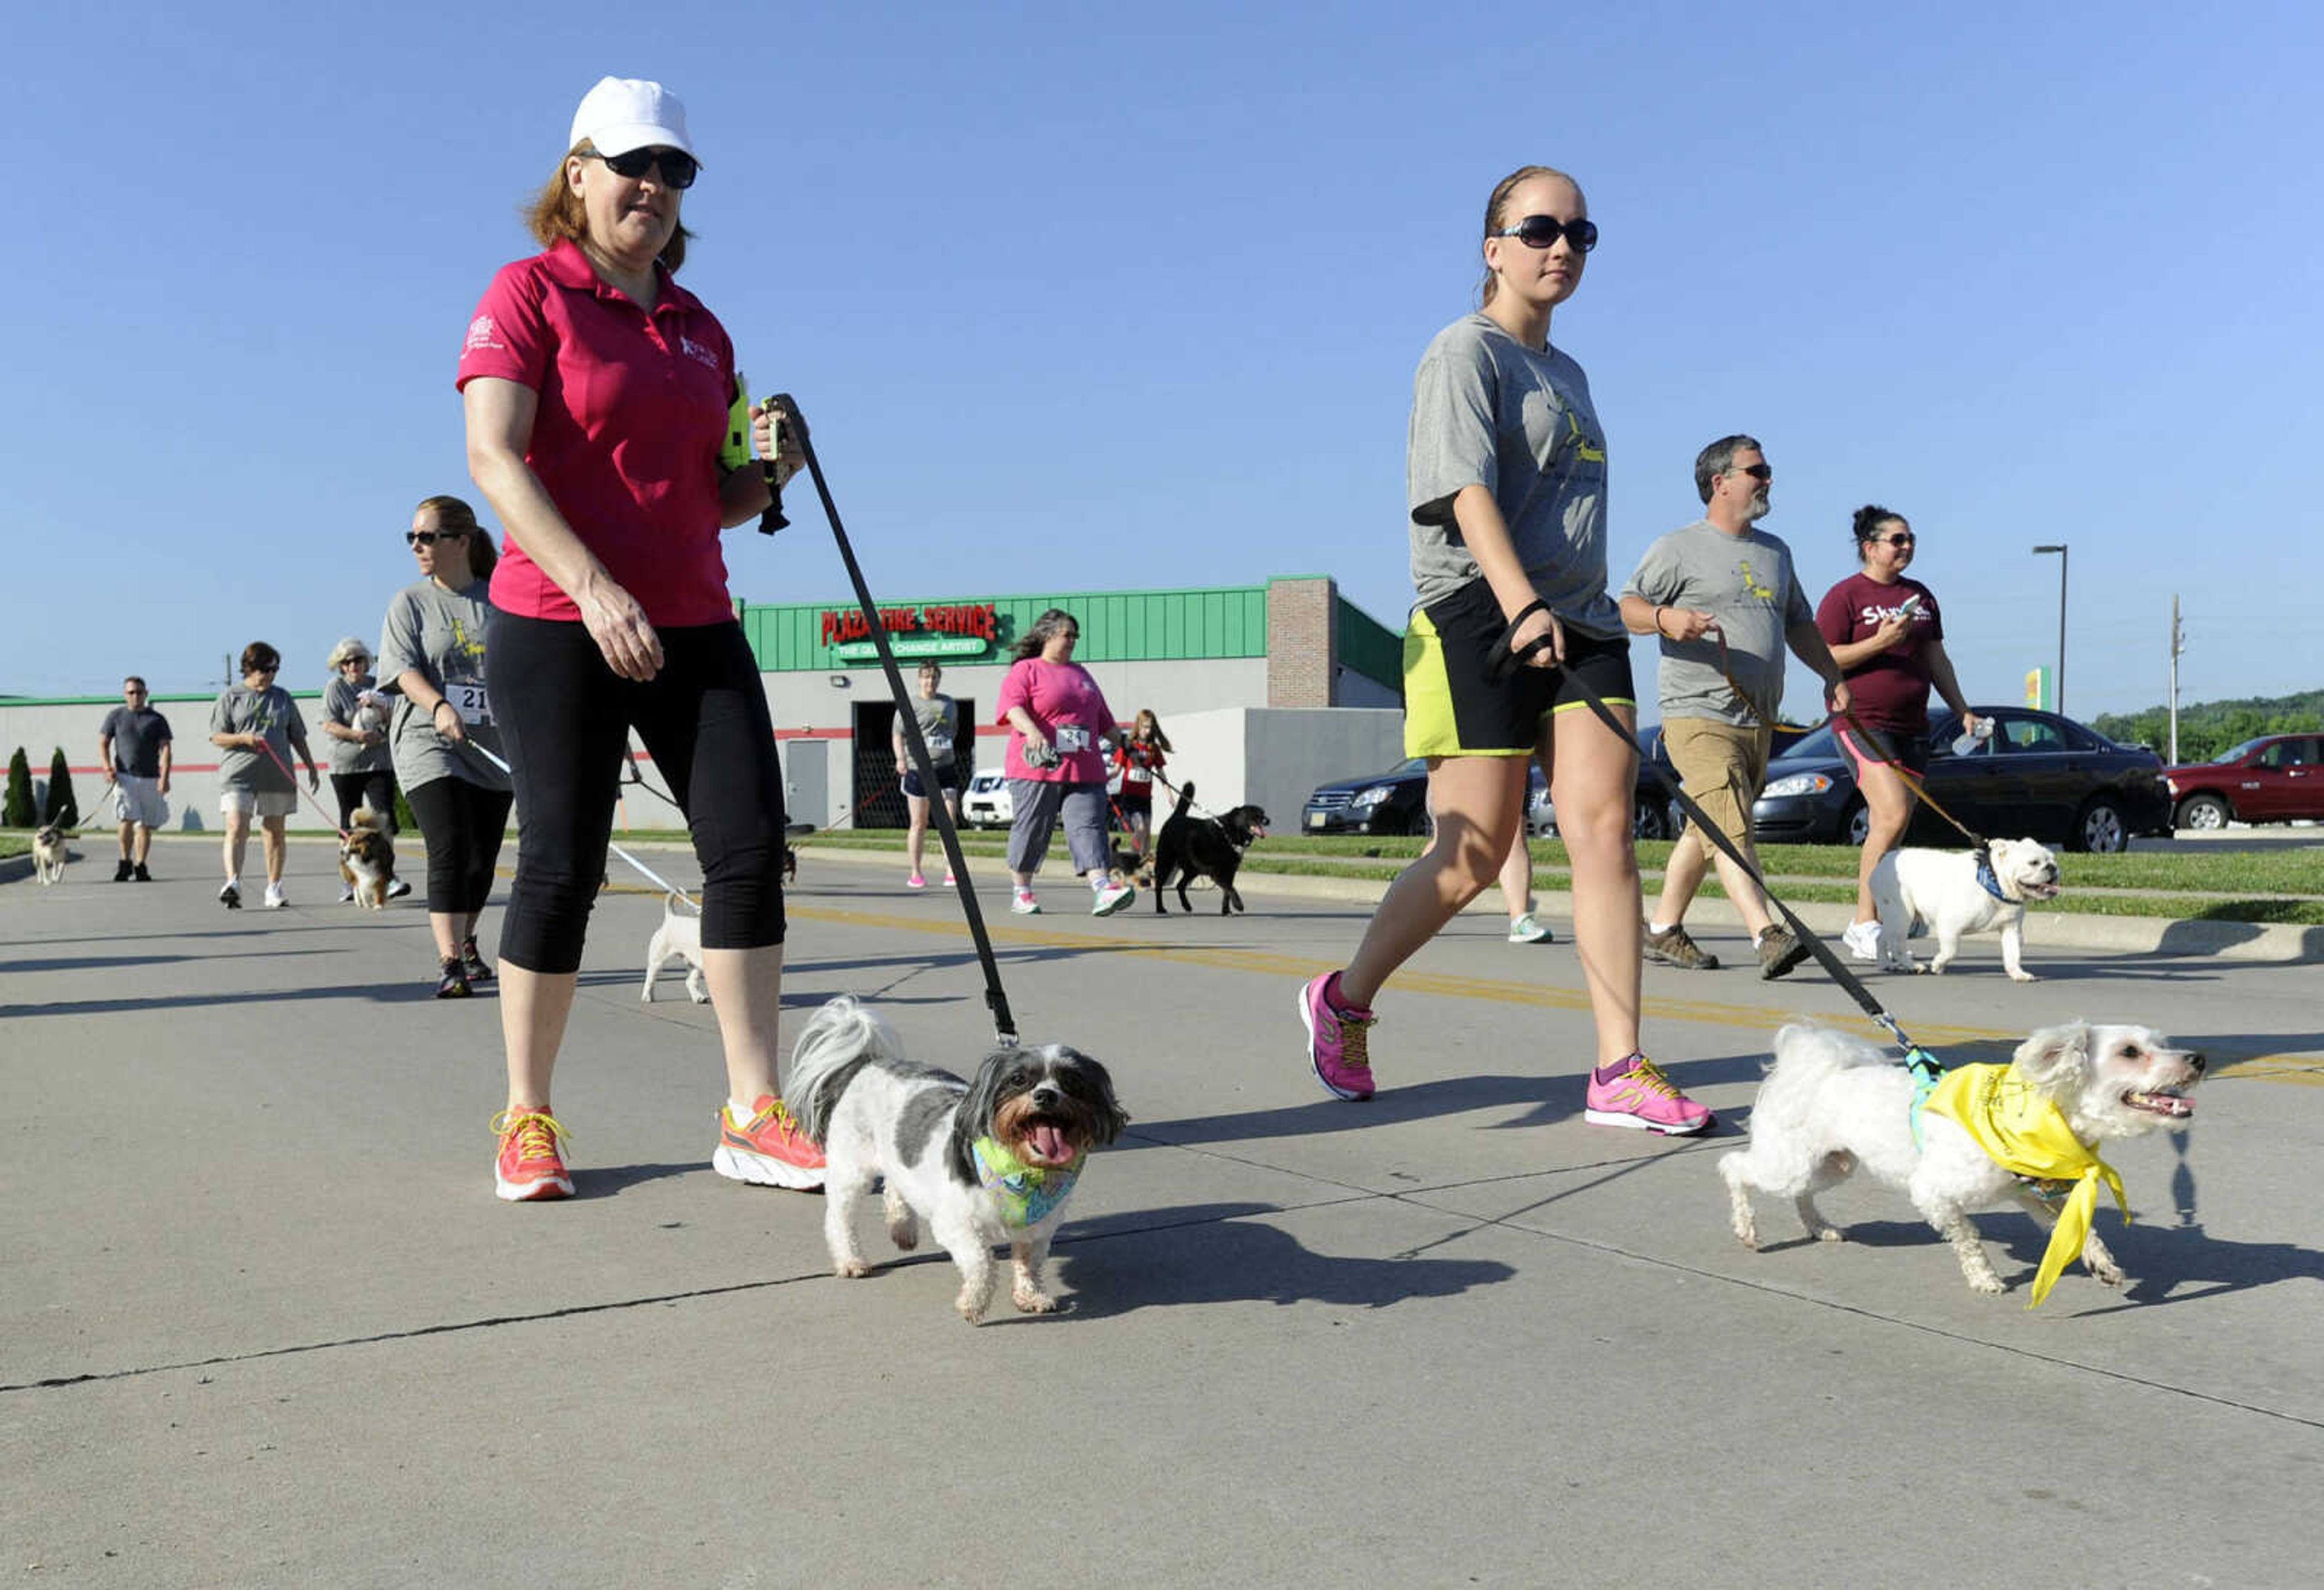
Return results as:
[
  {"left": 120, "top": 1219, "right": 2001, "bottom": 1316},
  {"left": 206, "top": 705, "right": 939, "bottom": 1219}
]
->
[
  {"left": 931, "top": 1210, "right": 999, "bottom": 1324},
  {"left": 640, "top": 931, "right": 665, "bottom": 1001},
  {"left": 2006, "top": 1184, "right": 2124, "bottom": 1288},
  {"left": 1795, "top": 1151, "right": 1856, "bottom": 1242},
  {"left": 1011, "top": 1233, "right": 1059, "bottom": 1314},
  {"left": 1718, "top": 1151, "right": 1763, "bottom": 1249},
  {"left": 826, "top": 1171, "right": 874, "bottom": 1278},
  {"left": 686, "top": 964, "right": 709, "bottom": 1004},
  {"left": 2001, "top": 920, "right": 2035, "bottom": 983},
  {"left": 1928, "top": 921, "right": 1960, "bottom": 975},
  {"left": 882, "top": 1183, "right": 919, "bottom": 1252},
  {"left": 1916, "top": 1192, "right": 2006, "bottom": 1294}
]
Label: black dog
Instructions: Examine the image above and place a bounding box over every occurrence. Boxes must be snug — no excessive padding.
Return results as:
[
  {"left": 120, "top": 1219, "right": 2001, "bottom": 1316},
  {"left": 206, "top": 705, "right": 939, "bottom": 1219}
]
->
[{"left": 1152, "top": 782, "right": 1269, "bottom": 914}]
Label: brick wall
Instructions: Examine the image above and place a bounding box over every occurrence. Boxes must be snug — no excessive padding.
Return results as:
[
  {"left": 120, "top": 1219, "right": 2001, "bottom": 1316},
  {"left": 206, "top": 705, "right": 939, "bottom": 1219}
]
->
[{"left": 1265, "top": 577, "right": 1338, "bottom": 707}]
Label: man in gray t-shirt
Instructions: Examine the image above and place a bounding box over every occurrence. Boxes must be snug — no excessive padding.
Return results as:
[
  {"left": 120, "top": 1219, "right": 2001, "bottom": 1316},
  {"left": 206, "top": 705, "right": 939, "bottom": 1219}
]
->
[
  {"left": 1618, "top": 435, "right": 1848, "bottom": 978},
  {"left": 97, "top": 675, "right": 173, "bottom": 880}
]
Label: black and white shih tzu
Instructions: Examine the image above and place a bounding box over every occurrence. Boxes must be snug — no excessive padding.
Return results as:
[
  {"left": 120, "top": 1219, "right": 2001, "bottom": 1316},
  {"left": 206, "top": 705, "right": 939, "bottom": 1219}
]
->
[{"left": 785, "top": 996, "right": 1129, "bottom": 1324}]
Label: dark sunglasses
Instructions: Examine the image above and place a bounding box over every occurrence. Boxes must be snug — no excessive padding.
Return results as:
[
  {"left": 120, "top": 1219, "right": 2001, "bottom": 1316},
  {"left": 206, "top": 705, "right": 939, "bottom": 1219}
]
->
[
  {"left": 406, "top": 529, "right": 467, "bottom": 546},
  {"left": 1494, "top": 215, "right": 1599, "bottom": 252},
  {"left": 1732, "top": 463, "right": 1773, "bottom": 482},
  {"left": 1873, "top": 532, "right": 1917, "bottom": 547},
  {"left": 583, "top": 146, "right": 698, "bottom": 189}
]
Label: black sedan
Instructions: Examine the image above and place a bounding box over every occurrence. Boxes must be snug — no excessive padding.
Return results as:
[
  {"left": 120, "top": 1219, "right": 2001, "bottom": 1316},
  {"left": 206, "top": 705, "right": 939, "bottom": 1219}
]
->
[
  {"left": 1304, "top": 759, "right": 1551, "bottom": 837},
  {"left": 1747, "top": 707, "right": 2173, "bottom": 852}
]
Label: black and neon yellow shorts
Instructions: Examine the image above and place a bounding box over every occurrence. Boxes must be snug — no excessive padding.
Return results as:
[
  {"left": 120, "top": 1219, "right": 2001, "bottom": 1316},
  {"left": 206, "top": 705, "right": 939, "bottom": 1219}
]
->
[{"left": 1403, "top": 579, "right": 1635, "bottom": 757}]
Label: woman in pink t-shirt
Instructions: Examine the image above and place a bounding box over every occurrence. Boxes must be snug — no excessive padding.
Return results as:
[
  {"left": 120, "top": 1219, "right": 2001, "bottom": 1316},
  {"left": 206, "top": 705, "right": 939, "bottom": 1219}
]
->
[
  {"left": 1816, "top": 504, "right": 1984, "bottom": 960},
  {"left": 455, "top": 77, "right": 818, "bottom": 1204},
  {"left": 996, "top": 609, "right": 1135, "bottom": 917}
]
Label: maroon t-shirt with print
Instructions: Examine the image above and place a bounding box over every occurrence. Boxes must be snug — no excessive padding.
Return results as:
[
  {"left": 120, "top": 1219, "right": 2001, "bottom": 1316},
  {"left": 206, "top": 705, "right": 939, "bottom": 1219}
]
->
[{"left": 1817, "top": 573, "right": 1942, "bottom": 733}]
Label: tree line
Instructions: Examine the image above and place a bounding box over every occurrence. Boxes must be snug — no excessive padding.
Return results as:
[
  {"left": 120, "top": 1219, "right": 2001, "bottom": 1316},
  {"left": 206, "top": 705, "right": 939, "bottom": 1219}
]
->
[{"left": 2093, "top": 690, "right": 2324, "bottom": 763}]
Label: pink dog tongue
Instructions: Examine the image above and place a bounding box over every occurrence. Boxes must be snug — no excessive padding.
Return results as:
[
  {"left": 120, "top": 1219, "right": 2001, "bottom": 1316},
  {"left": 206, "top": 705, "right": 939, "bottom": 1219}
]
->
[{"left": 1026, "top": 1124, "right": 1071, "bottom": 1163}]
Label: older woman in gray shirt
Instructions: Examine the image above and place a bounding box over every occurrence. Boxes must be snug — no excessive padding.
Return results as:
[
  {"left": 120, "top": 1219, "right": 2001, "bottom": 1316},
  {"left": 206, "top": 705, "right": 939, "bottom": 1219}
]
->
[{"left": 379, "top": 495, "right": 513, "bottom": 998}]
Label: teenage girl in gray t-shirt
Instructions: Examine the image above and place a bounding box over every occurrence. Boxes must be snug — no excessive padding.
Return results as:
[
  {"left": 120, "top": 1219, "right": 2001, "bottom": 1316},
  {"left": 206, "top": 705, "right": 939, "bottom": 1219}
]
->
[{"left": 1298, "top": 165, "right": 1707, "bottom": 1137}]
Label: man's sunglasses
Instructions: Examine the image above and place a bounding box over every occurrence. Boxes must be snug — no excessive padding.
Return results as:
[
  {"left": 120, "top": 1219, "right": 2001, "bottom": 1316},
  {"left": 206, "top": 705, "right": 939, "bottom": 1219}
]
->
[
  {"left": 1729, "top": 463, "right": 1773, "bottom": 482},
  {"left": 407, "top": 529, "right": 467, "bottom": 546},
  {"left": 583, "top": 146, "right": 698, "bottom": 189},
  {"left": 1494, "top": 215, "right": 1599, "bottom": 252}
]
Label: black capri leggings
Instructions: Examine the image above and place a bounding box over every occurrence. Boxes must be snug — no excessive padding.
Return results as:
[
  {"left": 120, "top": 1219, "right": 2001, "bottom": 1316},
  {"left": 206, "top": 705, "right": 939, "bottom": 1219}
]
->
[
  {"left": 488, "top": 613, "right": 787, "bottom": 975},
  {"left": 402, "top": 775, "right": 514, "bottom": 915},
  {"left": 330, "top": 770, "right": 398, "bottom": 833}
]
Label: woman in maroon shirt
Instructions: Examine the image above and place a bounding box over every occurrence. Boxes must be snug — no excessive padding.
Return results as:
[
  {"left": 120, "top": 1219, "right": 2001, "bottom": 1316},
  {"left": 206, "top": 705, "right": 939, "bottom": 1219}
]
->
[
  {"left": 458, "top": 76, "right": 816, "bottom": 1203},
  {"left": 1815, "top": 505, "right": 1984, "bottom": 961}
]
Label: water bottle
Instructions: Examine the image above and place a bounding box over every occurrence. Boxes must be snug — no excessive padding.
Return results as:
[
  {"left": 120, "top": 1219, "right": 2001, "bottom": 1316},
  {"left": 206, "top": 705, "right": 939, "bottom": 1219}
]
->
[{"left": 1952, "top": 718, "right": 1992, "bottom": 757}]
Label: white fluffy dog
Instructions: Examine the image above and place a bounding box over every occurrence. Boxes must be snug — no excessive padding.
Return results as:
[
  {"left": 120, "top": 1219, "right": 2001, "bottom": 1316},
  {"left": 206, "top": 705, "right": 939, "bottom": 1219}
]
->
[
  {"left": 1873, "top": 838, "right": 2061, "bottom": 981},
  {"left": 1721, "top": 1021, "right": 2203, "bottom": 1301},
  {"left": 784, "top": 996, "right": 1128, "bottom": 1323},
  {"left": 640, "top": 892, "right": 708, "bottom": 1004}
]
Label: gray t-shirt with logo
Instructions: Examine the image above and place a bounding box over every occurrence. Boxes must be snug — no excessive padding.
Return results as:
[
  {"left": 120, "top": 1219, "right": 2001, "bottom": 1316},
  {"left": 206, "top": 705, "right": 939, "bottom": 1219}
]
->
[
  {"left": 908, "top": 692, "right": 959, "bottom": 767},
  {"left": 99, "top": 705, "right": 173, "bottom": 777},
  {"left": 323, "top": 674, "right": 395, "bottom": 776},
  {"left": 1407, "top": 312, "right": 1621, "bottom": 640},
  {"left": 1621, "top": 519, "right": 1814, "bottom": 725},
  {"left": 377, "top": 578, "right": 510, "bottom": 792},
  {"left": 209, "top": 685, "right": 308, "bottom": 793}
]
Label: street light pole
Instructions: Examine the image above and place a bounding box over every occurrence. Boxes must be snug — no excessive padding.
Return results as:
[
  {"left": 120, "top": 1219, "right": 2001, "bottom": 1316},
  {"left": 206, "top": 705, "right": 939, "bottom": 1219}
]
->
[{"left": 2032, "top": 543, "right": 2067, "bottom": 715}]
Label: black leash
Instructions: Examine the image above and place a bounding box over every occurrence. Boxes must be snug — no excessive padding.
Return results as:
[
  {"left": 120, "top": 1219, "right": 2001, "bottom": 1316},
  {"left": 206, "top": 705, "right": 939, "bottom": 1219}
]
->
[
  {"left": 1488, "top": 600, "right": 1941, "bottom": 1084},
  {"left": 764, "top": 394, "right": 1019, "bottom": 1046}
]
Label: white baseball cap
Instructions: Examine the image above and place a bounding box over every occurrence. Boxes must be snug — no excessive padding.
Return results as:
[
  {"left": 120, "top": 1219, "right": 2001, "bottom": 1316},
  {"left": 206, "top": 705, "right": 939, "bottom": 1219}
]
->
[{"left": 569, "top": 76, "right": 699, "bottom": 163}]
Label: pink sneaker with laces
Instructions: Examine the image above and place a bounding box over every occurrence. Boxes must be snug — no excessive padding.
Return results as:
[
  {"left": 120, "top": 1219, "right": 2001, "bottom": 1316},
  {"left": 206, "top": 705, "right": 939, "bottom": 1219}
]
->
[
  {"left": 1583, "top": 1053, "right": 1712, "bottom": 1135},
  {"left": 1299, "top": 971, "right": 1377, "bottom": 1101}
]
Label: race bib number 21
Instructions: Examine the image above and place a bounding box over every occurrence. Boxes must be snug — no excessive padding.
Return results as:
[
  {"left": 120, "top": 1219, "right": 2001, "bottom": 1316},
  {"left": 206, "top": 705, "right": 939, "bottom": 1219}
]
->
[{"left": 447, "top": 682, "right": 493, "bottom": 727}]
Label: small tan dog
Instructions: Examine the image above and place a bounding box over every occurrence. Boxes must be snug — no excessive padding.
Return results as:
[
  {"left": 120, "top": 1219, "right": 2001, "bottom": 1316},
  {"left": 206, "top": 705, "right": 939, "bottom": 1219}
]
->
[
  {"left": 336, "top": 806, "right": 396, "bottom": 909},
  {"left": 33, "top": 822, "right": 68, "bottom": 885}
]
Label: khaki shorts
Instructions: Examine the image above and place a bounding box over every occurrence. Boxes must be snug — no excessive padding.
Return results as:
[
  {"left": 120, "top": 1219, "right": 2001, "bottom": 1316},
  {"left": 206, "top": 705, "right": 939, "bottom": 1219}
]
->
[
  {"left": 112, "top": 773, "right": 168, "bottom": 828},
  {"left": 220, "top": 788, "right": 297, "bottom": 819},
  {"left": 1662, "top": 717, "right": 1773, "bottom": 852}
]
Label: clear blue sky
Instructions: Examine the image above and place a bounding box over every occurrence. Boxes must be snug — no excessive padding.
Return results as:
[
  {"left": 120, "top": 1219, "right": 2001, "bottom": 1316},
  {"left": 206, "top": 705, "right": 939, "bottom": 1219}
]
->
[{"left": 7, "top": 1, "right": 2318, "bottom": 725}]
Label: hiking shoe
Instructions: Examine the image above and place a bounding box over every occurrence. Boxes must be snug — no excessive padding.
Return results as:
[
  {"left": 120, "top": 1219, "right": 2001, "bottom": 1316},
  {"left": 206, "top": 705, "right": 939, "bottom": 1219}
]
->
[
  {"left": 461, "top": 935, "right": 494, "bottom": 984},
  {"left": 1643, "top": 921, "right": 1719, "bottom": 970},
  {"left": 1756, "top": 924, "right": 1811, "bottom": 981},
  {"left": 263, "top": 882, "right": 287, "bottom": 910},
  {"left": 907, "top": 872, "right": 928, "bottom": 890},
  {"left": 436, "top": 958, "right": 472, "bottom": 999},
  {"left": 386, "top": 877, "right": 412, "bottom": 900},
  {"left": 491, "top": 1108, "right": 573, "bottom": 1202},
  {"left": 1092, "top": 882, "right": 1135, "bottom": 916},
  {"left": 114, "top": 859, "right": 134, "bottom": 882},
  {"left": 1508, "top": 913, "right": 1556, "bottom": 944},
  {"left": 712, "top": 1096, "right": 827, "bottom": 1190},
  {"left": 1584, "top": 1054, "right": 1713, "bottom": 1135},
  {"left": 220, "top": 880, "right": 241, "bottom": 909},
  {"left": 1299, "top": 971, "right": 1377, "bottom": 1101},
  {"left": 133, "top": 863, "right": 152, "bottom": 883},
  {"left": 1011, "top": 891, "right": 1042, "bottom": 915},
  {"left": 1842, "top": 919, "right": 1882, "bottom": 963},
  {"left": 339, "top": 882, "right": 357, "bottom": 903}
]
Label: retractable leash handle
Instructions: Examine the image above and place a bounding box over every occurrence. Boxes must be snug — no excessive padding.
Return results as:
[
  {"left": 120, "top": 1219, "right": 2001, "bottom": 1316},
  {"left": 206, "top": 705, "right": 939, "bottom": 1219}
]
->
[
  {"left": 769, "top": 394, "right": 1021, "bottom": 1047},
  {"left": 1486, "top": 606, "right": 1938, "bottom": 1075}
]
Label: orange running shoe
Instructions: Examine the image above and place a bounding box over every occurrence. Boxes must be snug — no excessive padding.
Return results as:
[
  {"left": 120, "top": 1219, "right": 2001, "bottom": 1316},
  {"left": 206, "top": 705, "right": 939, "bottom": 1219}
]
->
[
  {"left": 490, "top": 1108, "right": 574, "bottom": 1202},
  {"left": 712, "top": 1095, "right": 826, "bottom": 1190}
]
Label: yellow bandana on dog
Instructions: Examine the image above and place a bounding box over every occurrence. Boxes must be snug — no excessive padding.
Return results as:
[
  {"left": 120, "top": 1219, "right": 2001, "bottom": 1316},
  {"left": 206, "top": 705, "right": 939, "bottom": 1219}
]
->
[{"left": 1917, "top": 1064, "right": 2129, "bottom": 1309}]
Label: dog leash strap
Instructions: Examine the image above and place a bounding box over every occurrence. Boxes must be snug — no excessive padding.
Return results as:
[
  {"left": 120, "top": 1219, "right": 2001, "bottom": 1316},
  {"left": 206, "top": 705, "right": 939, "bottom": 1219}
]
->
[
  {"left": 458, "top": 741, "right": 701, "bottom": 908},
  {"left": 1548, "top": 654, "right": 1935, "bottom": 1070},
  {"left": 1831, "top": 705, "right": 1992, "bottom": 849},
  {"left": 772, "top": 395, "right": 1020, "bottom": 1047},
  {"left": 1483, "top": 599, "right": 1558, "bottom": 685},
  {"left": 255, "top": 738, "right": 352, "bottom": 840}
]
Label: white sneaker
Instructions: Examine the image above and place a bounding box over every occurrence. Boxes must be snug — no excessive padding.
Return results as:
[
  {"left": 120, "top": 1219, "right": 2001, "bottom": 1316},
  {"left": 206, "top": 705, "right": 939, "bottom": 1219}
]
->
[
  {"left": 339, "top": 883, "right": 356, "bottom": 903},
  {"left": 263, "top": 882, "right": 287, "bottom": 910},
  {"left": 386, "top": 878, "right": 412, "bottom": 900},
  {"left": 1011, "top": 891, "right": 1042, "bottom": 915},
  {"left": 1842, "top": 919, "right": 1880, "bottom": 962},
  {"left": 1091, "top": 882, "right": 1135, "bottom": 916},
  {"left": 1508, "top": 913, "right": 1555, "bottom": 944}
]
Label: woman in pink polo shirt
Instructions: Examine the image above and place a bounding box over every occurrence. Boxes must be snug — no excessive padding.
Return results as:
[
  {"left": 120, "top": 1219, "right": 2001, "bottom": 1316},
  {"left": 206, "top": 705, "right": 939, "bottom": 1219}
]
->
[
  {"left": 997, "top": 609, "right": 1136, "bottom": 917},
  {"left": 456, "top": 76, "right": 818, "bottom": 1203}
]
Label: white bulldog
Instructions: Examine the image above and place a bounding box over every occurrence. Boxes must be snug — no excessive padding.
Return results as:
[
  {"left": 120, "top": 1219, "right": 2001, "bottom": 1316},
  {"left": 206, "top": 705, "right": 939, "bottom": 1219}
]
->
[{"left": 1871, "top": 837, "right": 2061, "bottom": 982}]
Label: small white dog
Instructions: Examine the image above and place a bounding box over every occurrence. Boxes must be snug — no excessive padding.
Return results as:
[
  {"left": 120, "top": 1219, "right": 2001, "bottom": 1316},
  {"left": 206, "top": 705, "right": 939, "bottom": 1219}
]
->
[
  {"left": 1721, "top": 1021, "right": 2203, "bottom": 1301},
  {"left": 640, "top": 892, "right": 709, "bottom": 1004},
  {"left": 33, "top": 822, "right": 68, "bottom": 885},
  {"left": 352, "top": 689, "right": 393, "bottom": 741},
  {"left": 1873, "top": 838, "right": 2061, "bottom": 981},
  {"left": 784, "top": 995, "right": 1128, "bottom": 1323}
]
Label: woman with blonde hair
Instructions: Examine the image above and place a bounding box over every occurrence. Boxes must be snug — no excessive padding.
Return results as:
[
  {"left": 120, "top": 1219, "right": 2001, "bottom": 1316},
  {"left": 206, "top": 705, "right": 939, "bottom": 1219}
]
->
[{"left": 320, "top": 635, "right": 409, "bottom": 903}]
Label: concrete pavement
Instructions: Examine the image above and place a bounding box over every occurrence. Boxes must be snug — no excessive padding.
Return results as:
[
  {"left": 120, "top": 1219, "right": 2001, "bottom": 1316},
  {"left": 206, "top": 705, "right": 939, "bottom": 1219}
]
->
[{"left": 5, "top": 839, "right": 2322, "bottom": 1587}]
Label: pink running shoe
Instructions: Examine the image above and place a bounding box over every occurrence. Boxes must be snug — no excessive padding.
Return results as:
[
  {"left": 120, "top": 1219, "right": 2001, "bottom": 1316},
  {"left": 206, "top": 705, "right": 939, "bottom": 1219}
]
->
[
  {"left": 1299, "top": 972, "right": 1377, "bottom": 1101},
  {"left": 1583, "top": 1054, "right": 1712, "bottom": 1135}
]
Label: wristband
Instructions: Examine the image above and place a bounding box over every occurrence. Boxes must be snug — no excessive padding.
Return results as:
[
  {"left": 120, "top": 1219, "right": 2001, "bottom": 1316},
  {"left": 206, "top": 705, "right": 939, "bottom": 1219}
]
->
[{"left": 1652, "top": 606, "right": 1667, "bottom": 638}]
